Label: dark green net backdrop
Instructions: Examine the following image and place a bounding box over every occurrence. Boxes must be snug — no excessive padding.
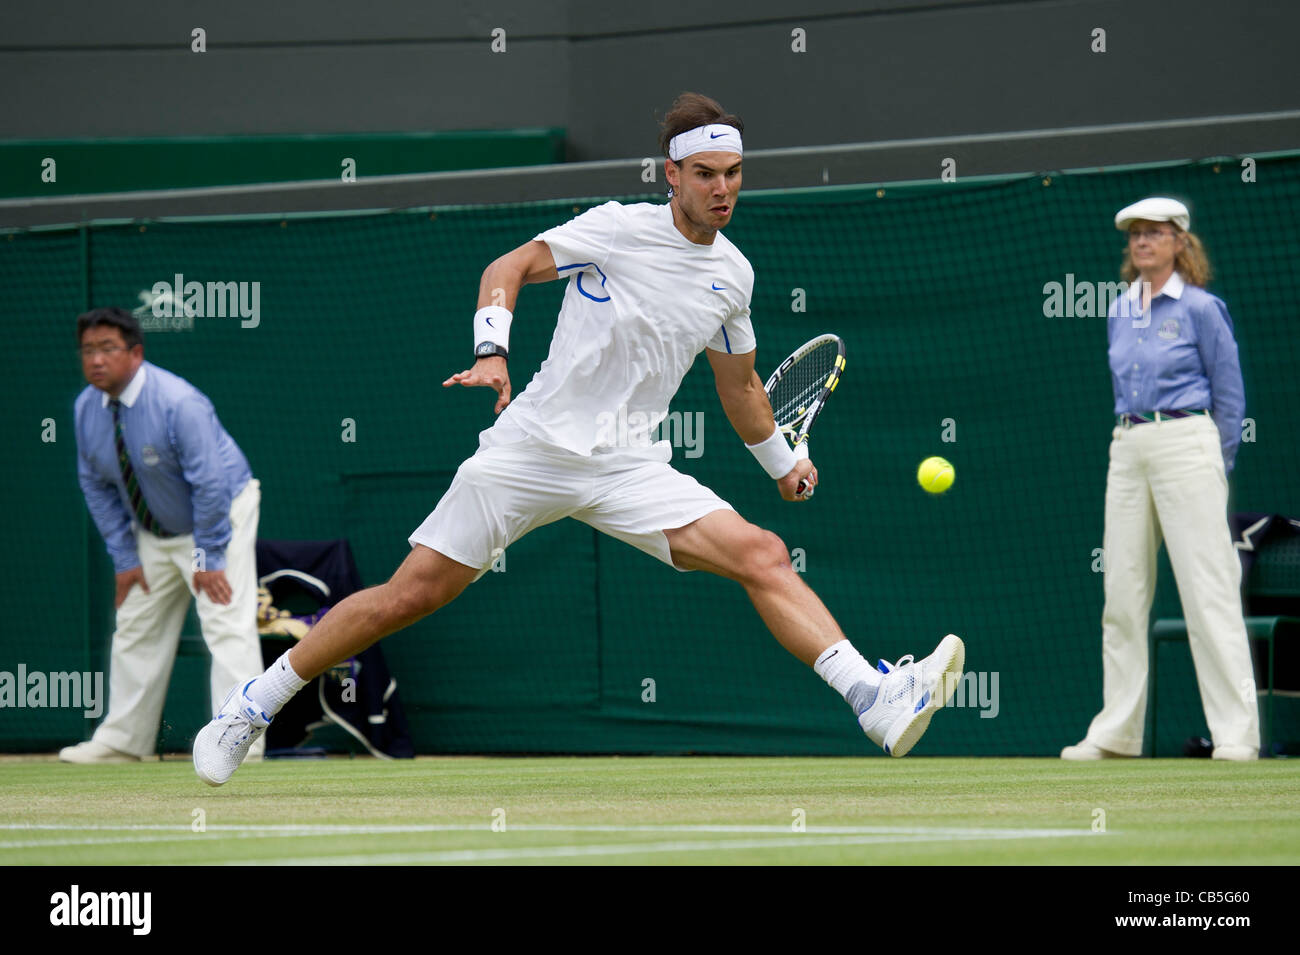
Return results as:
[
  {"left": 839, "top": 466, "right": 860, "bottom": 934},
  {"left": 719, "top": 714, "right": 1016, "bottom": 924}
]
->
[{"left": 4, "top": 154, "right": 1298, "bottom": 755}]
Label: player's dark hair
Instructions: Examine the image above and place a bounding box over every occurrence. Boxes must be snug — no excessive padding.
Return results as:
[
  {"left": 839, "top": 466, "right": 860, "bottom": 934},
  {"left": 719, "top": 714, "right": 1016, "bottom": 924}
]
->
[
  {"left": 77, "top": 306, "right": 143, "bottom": 350},
  {"left": 658, "top": 92, "right": 744, "bottom": 158}
]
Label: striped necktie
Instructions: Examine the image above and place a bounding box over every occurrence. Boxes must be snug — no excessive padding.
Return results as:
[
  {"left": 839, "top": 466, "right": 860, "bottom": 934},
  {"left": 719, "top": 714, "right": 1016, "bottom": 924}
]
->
[{"left": 110, "top": 399, "right": 166, "bottom": 536}]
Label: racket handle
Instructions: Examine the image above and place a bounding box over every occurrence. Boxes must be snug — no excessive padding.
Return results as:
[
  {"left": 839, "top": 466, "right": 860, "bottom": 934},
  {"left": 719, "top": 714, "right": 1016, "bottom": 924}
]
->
[{"left": 793, "top": 439, "right": 813, "bottom": 498}]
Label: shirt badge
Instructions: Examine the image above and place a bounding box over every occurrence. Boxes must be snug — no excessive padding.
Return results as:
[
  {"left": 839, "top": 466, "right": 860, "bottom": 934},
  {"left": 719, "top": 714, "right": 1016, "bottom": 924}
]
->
[
  {"left": 141, "top": 445, "right": 161, "bottom": 467},
  {"left": 1157, "top": 318, "right": 1180, "bottom": 341}
]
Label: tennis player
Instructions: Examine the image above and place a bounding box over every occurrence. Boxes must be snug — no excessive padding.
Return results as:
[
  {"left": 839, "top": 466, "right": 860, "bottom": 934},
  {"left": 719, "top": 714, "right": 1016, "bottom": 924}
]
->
[{"left": 194, "top": 93, "right": 965, "bottom": 784}]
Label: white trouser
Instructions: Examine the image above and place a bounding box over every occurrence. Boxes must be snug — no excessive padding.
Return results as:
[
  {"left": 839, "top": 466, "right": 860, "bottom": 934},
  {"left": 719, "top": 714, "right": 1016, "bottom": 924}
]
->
[
  {"left": 93, "top": 479, "right": 266, "bottom": 758},
  {"left": 1085, "top": 415, "right": 1260, "bottom": 755}
]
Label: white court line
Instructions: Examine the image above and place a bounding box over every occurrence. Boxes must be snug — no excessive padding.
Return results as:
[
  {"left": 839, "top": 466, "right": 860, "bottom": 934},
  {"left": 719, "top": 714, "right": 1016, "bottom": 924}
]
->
[
  {"left": 0, "top": 822, "right": 1087, "bottom": 835},
  {"left": 232, "top": 830, "right": 1097, "bottom": 865},
  {"left": 0, "top": 822, "right": 1095, "bottom": 853},
  {"left": 1, "top": 834, "right": 222, "bottom": 849}
]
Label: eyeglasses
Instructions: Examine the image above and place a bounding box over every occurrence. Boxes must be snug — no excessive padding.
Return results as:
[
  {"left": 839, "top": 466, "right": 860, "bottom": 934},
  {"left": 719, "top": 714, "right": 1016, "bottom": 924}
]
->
[
  {"left": 79, "top": 344, "right": 128, "bottom": 358},
  {"left": 1128, "top": 228, "right": 1176, "bottom": 242}
]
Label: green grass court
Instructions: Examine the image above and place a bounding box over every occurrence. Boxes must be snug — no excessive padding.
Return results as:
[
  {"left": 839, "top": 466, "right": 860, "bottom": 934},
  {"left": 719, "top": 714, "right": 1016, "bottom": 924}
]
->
[{"left": 3, "top": 756, "right": 1297, "bottom": 865}]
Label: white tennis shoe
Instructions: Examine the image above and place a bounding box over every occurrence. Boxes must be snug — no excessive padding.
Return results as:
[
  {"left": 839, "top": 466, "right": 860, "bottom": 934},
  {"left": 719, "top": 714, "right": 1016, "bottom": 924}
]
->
[
  {"left": 193, "top": 680, "right": 272, "bottom": 786},
  {"left": 1060, "top": 740, "right": 1131, "bottom": 760},
  {"left": 859, "top": 634, "right": 965, "bottom": 757},
  {"left": 58, "top": 739, "right": 141, "bottom": 764}
]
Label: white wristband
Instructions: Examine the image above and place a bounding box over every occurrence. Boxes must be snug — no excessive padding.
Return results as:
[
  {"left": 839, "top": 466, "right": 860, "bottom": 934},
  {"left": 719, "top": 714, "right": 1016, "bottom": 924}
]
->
[
  {"left": 474, "top": 306, "right": 512, "bottom": 350},
  {"left": 746, "top": 426, "right": 799, "bottom": 480}
]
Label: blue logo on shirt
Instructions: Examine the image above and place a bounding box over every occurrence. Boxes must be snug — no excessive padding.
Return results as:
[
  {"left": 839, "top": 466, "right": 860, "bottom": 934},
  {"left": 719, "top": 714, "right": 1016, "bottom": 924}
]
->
[
  {"left": 712, "top": 282, "right": 727, "bottom": 291},
  {"left": 556, "top": 262, "right": 611, "bottom": 303}
]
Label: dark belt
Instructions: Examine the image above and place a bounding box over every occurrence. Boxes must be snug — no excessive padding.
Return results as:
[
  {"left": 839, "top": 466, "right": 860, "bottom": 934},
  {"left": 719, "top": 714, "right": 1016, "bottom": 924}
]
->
[{"left": 1118, "top": 409, "right": 1210, "bottom": 427}]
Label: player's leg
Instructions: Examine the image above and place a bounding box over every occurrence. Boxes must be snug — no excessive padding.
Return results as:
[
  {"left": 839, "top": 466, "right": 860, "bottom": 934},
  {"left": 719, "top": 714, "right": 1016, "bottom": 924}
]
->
[
  {"left": 1147, "top": 417, "right": 1259, "bottom": 760},
  {"left": 665, "top": 509, "right": 963, "bottom": 756},
  {"left": 289, "top": 544, "right": 479, "bottom": 680},
  {"left": 1069, "top": 425, "right": 1160, "bottom": 759},
  {"left": 63, "top": 531, "right": 191, "bottom": 761},
  {"left": 194, "top": 425, "right": 583, "bottom": 784},
  {"left": 670, "top": 511, "right": 956, "bottom": 748},
  {"left": 578, "top": 460, "right": 962, "bottom": 756},
  {"left": 193, "top": 544, "right": 479, "bottom": 785},
  {"left": 663, "top": 509, "right": 841, "bottom": 664}
]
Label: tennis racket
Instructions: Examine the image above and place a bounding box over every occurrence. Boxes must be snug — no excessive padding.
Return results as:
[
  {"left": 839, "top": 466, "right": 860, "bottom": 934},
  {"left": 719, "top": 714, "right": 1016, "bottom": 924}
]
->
[{"left": 764, "top": 333, "right": 846, "bottom": 499}]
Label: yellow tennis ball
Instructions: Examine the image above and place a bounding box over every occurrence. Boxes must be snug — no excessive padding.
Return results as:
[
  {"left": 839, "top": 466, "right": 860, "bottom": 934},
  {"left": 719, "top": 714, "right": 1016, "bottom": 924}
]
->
[{"left": 917, "top": 456, "right": 955, "bottom": 494}]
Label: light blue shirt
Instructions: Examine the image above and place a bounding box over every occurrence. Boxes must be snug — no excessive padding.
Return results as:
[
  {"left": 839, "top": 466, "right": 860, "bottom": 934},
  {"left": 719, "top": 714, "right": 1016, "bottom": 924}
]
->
[
  {"left": 1107, "top": 271, "right": 1246, "bottom": 471},
  {"left": 75, "top": 362, "right": 253, "bottom": 572}
]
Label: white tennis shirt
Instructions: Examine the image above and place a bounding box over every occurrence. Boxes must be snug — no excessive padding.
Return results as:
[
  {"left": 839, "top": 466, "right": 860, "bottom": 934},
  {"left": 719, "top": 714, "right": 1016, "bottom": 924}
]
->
[{"left": 500, "top": 200, "right": 757, "bottom": 457}]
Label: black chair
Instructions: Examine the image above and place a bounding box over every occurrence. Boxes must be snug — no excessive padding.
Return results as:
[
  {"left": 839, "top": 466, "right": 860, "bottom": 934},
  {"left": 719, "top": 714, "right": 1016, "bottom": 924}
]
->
[
  {"left": 1148, "top": 516, "right": 1300, "bottom": 756},
  {"left": 256, "top": 539, "right": 413, "bottom": 759}
]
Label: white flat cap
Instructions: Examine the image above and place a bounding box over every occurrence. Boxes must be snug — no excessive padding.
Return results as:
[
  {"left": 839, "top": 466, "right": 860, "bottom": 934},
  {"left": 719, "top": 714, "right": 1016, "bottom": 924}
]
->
[{"left": 1115, "top": 196, "right": 1190, "bottom": 232}]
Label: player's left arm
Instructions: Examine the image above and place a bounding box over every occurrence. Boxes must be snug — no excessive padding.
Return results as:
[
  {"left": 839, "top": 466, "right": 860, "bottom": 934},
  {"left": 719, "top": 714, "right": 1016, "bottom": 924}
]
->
[
  {"left": 706, "top": 347, "right": 815, "bottom": 500},
  {"left": 706, "top": 347, "right": 774, "bottom": 444}
]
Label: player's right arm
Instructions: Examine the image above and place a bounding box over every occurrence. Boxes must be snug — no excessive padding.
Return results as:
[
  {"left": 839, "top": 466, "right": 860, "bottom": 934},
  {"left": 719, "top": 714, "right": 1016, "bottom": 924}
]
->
[
  {"left": 442, "top": 240, "right": 559, "bottom": 413},
  {"left": 706, "top": 347, "right": 816, "bottom": 501},
  {"left": 476, "top": 239, "right": 559, "bottom": 310}
]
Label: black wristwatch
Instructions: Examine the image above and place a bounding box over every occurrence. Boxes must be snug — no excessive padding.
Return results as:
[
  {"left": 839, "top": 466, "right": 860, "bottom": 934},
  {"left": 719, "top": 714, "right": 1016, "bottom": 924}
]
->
[{"left": 474, "top": 342, "right": 509, "bottom": 361}]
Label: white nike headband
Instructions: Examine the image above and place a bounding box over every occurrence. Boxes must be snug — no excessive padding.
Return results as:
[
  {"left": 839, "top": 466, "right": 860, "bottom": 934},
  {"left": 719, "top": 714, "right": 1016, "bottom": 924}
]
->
[{"left": 668, "top": 124, "right": 743, "bottom": 162}]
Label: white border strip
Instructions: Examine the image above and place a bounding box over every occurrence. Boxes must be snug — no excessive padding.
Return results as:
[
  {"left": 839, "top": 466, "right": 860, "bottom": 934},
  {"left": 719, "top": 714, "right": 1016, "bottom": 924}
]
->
[
  {"left": 236, "top": 831, "right": 1096, "bottom": 865},
  {"left": 0, "top": 822, "right": 1095, "bottom": 854},
  {"left": 0, "top": 822, "right": 1089, "bottom": 835}
]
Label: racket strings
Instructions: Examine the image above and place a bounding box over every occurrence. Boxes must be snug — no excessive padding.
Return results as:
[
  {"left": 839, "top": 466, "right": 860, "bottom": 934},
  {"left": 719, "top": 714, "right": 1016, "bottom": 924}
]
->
[{"left": 769, "top": 343, "right": 838, "bottom": 428}]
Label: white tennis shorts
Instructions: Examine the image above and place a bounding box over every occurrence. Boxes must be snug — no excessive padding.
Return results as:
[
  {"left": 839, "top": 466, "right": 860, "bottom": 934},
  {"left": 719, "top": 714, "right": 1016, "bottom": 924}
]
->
[{"left": 409, "top": 415, "right": 733, "bottom": 578}]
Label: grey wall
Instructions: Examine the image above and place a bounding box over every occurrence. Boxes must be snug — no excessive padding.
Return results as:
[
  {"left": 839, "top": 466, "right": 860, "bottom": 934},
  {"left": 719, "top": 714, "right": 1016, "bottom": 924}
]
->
[
  {"left": 2, "top": 0, "right": 1297, "bottom": 163},
  {"left": 567, "top": 0, "right": 1300, "bottom": 158}
]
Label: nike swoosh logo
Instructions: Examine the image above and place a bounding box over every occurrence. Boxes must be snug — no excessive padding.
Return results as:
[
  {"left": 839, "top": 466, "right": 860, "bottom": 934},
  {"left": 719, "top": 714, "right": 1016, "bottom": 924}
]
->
[
  {"left": 485, "top": 316, "right": 495, "bottom": 327},
  {"left": 822, "top": 649, "right": 838, "bottom": 663},
  {"left": 712, "top": 283, "right": 726, "bottom": 291},
  {"left": 710, "top": 132, "right": 724, "bottom": 139}
]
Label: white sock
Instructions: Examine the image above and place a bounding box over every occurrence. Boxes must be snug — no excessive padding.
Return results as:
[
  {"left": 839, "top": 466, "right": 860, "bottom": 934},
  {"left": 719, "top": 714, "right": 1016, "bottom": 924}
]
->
[
  {"left": 814, "top": 640, "right": 881, "bottom": 715},
  {"left": 244, "top": 650, "right": 309, "bottom": 716}
]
